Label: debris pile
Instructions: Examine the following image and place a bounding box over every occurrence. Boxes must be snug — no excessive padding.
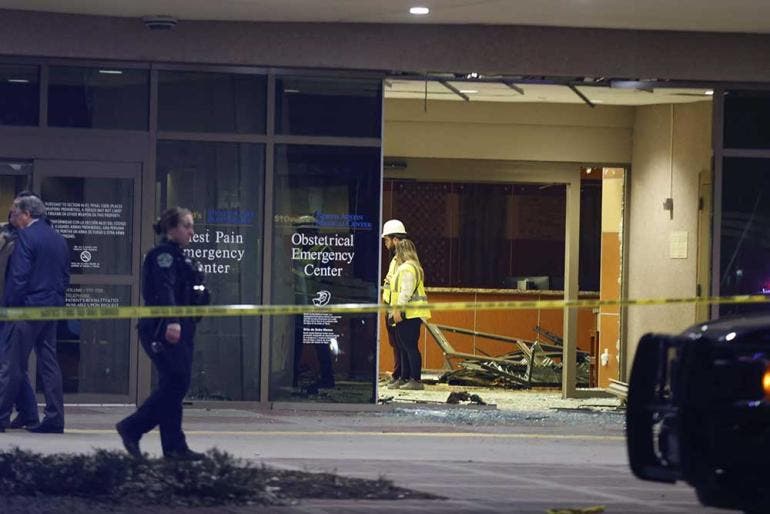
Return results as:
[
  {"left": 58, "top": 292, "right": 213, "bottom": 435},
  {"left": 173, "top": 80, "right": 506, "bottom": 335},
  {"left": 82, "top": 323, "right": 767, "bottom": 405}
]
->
[
  {"left": 426, "top": 323, "right": 590, "bottom": 389},
  {"left": 446, "top": 391, "right": 487, "bottom": 405}
]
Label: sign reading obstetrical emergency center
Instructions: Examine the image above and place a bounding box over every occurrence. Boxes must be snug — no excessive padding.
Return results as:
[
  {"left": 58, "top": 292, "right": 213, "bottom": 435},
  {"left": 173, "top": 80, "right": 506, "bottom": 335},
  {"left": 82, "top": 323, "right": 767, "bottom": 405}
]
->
[
  {"left": 287, "top": 212, "right": 372, "bottom": 347},
  {"left": 291, "top": 232, "right": 354, "bottom": 277}
]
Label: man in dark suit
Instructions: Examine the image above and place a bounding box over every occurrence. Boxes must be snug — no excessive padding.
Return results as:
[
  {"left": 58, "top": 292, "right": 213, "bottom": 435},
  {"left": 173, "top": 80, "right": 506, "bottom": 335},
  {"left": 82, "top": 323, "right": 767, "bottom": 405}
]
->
[
  {"left": 0, "top": 208, "right": 40, "bottom": 430},
  {"left": 0, "top": 193, "right": 69, "bottom": 433}
]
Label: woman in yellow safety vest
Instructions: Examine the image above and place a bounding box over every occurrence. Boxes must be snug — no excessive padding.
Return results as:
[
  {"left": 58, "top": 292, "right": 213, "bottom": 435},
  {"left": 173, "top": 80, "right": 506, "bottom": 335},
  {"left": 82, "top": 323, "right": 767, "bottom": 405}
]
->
[{"left": 389, "top": 238, "right": 431, "bottom": 390}]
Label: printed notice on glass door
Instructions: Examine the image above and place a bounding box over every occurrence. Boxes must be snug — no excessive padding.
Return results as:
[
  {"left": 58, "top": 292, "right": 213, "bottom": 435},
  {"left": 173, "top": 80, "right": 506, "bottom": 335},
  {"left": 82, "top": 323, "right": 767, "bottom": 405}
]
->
[{"left": 42, "top": 176, "right": 134, "bottom": 275}]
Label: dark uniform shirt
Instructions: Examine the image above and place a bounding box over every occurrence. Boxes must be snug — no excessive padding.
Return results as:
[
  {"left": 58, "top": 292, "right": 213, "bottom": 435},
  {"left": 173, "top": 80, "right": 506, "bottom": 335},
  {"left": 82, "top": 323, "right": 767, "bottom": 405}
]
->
[
  {"left": 141, "top": 238, "right": 208, "bottom": 341},
  {"left": 143, "top": 239, "right": 208, "bottom": 310}
]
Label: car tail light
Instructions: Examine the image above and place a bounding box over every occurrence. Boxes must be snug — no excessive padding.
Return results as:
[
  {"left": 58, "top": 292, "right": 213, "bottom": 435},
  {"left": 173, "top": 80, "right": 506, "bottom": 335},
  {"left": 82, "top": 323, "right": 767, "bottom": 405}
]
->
[{"left": 763, "top": 364, "right": 770, "bottom": 398}]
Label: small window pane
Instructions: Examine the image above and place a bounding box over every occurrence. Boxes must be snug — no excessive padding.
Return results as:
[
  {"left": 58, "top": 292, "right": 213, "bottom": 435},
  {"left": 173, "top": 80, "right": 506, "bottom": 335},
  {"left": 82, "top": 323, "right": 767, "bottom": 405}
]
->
[
  {"left": 275, "top": 77, "right": 382, "bottom": 137},
  {"left": 158, "top": 71, "right": 266, "bottom": 133},
  {"left": 0, "top": 64, "right": 39, "bottom": 126},
  {"left": 724, "top": 91, "right": 770, "bottom": 149},
  {"left": 48, "top": 66, "right": 149, "bottom": 130},
  {"left": 0, "top": 161, "right": 32, "bottom": 210}
]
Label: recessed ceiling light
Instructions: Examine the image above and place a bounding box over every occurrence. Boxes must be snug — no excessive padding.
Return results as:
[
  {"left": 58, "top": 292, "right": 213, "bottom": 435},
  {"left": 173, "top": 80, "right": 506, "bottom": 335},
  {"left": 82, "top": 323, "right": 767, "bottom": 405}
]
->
[
  {"left": 459, "top": 89, "right": 478, "bottom": 94},
  {"left": 284, "top": 89, "right": 301, "bottom": 94},
  {"left": 704, "top": 90, "right": 714, "bottom": 96},
  {"left": 409, "top": 6, "right": 430, "bottom": 15},
  {"left": 98, "top": 69, "right": 123, "bottom": 75},
  {"left": 7, "top": 78, "right": 30, "bottom": 83}
]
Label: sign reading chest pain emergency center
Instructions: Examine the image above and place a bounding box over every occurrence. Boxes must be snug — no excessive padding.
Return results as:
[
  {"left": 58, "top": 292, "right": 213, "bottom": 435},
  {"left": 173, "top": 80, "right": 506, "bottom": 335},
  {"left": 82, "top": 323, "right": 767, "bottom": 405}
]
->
[{"left": 184, "top": 209, "right": 253, "bottom": 274}]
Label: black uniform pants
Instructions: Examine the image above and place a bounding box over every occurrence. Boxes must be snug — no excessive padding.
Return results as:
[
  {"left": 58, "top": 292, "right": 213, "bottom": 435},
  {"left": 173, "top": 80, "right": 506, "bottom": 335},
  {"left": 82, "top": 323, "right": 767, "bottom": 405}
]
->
[
  {"left": 120, "top": 320, "right": 194, "bottom": 455},
  {"left": 395, "top": 317, "right": 423, "bottom": 381},
  {"left": 0, "top": 320, "right": 63, "bottom": 428},
  {"left": 385, "top": 322, "right": 402, "bottom": 379}
]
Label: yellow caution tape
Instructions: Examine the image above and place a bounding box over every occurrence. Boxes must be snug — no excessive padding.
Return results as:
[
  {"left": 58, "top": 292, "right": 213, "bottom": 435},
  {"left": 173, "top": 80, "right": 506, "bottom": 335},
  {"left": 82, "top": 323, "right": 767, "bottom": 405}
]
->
[
  {"left": 0, "top": 294, "right": 767, "bottom": 321},
  {"left": 546, "top": 507, "right": 605, "bottom": 514}
]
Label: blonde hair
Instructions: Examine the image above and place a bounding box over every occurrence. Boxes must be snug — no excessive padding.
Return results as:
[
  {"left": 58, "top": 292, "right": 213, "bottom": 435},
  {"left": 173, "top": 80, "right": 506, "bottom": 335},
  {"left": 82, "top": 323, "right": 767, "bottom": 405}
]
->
[{"left": 395, "top": 239, "right": 424, "bottom": 283}]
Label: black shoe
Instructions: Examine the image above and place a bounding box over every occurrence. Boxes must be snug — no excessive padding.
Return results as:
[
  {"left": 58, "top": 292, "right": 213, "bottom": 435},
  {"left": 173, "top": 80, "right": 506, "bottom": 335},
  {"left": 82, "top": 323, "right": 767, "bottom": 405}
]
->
[
  {"left": 115, "top": 421, "right": 142, "bottom": 458},
  {"left": 165, "top": 449, "right": 206, "bottom": 461},
  {"left": 26, "top": 423, "right": 64, "bottom": 434},
  {"left": 9, "top": 416, "right": 39, "bottom": 429}
]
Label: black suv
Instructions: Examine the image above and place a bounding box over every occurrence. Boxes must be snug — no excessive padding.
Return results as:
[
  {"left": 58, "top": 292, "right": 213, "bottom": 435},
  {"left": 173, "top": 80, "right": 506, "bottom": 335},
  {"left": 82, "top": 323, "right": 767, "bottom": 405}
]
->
[{"left": 627, "top": 315, "right": 770, "bottom": 512}]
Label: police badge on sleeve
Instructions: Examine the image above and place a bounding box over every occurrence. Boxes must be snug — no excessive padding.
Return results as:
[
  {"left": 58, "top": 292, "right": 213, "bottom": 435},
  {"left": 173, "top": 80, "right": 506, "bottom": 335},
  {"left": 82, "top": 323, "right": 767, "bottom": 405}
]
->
[{"left": 157, "top": 252, "right": 173, "bottom": 268}]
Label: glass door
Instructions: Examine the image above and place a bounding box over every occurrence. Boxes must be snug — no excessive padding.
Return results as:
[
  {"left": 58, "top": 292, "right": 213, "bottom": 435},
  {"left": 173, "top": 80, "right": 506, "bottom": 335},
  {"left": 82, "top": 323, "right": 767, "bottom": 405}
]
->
[{"left": 33, "top": 159, "right": 142, "bottom": 403}]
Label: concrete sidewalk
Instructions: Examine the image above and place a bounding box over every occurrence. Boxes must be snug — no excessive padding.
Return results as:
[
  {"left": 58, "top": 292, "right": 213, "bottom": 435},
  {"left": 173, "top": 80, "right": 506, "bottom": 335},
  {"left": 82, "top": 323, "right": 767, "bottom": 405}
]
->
[{"left": 0, "top": 405, "right": 729, "bottom": 513}]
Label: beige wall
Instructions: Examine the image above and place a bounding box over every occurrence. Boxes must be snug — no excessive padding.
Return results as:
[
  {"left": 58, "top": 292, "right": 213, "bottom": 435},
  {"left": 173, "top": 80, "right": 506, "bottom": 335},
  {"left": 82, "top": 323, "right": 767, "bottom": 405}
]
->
[
  {"left": 385, "top": 99, "right": 634, "bottom": 163},
  {"left": 625, "top": 101, "right": 712, "bottom": 376}
]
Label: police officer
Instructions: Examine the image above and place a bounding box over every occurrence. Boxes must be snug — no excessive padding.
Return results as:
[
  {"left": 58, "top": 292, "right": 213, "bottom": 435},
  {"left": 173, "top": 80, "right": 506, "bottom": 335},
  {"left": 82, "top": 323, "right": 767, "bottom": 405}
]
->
[{"left": 116, "top": 207, "right": 209, "bottom": 460}]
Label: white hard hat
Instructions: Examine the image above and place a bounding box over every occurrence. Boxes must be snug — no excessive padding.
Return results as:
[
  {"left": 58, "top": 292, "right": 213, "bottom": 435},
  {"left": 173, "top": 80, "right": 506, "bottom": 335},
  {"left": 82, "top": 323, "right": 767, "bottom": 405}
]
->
[{"left": 382, "top": 219, "right": 407, "bottom": 237}]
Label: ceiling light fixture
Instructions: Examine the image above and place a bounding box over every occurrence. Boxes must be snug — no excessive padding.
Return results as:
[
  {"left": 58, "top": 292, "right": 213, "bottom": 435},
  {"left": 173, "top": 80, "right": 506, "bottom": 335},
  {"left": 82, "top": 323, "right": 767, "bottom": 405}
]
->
[
  {"left": 7, "top": 78, "right": 30, "bottom": 83},
  {"left": 98, "top": 69, "right": 124, "bottom": 75},
  {"left": 704, "top": 90, "right": 714, "bottom": 96},
  {"left": 409, "top": 6, "right": 430, "bottom": 15},
  {"left": 459, "top": 89, "right": 478, "bottom": 94}
]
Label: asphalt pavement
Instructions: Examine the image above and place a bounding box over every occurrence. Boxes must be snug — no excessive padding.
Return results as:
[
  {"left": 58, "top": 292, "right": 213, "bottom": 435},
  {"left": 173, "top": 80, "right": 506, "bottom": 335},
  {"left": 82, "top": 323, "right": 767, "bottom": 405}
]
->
[{"left": 0, "top": 403, "right": 738, "bottom": 513}]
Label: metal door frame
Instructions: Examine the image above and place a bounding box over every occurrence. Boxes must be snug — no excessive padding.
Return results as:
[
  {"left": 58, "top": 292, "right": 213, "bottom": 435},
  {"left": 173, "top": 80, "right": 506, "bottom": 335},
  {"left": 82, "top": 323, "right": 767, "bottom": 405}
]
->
[{"left": 32, "top": 159, "right": 143, "bottom": 404}]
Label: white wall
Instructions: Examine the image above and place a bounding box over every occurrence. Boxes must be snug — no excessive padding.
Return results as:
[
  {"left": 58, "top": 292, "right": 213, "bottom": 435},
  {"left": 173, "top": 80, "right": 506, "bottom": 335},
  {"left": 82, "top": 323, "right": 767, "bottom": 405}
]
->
[{"left": 624, "top": 101, "right": 712, "bottom": 376}]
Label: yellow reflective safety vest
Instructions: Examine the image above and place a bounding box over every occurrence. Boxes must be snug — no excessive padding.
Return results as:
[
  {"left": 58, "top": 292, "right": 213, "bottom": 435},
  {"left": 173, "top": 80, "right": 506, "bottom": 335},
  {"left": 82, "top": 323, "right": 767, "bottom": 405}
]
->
[
  {"left": 391, "top": 261, "right": 431, "bottom": 320},
  {"left": 382, "top": 257, "right": 397, "bottom": 303}
]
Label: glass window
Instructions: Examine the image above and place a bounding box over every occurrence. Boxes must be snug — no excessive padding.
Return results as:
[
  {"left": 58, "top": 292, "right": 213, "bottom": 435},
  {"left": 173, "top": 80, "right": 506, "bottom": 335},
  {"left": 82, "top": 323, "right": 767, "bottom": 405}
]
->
[
  {"left": 0, "top": 161, "right": 32, "bottom": 212},
  {"left": 579, "top": 178, "right": 602, "bottom": 292},
  {"left": 156, "top": 140, "right": 265, "bottom": 400},
  {"left": 724, "top": 91, "right": 770, "bottom": 149},
  {"left": 48, "top": 66, "right": 149, "bottom": 130},
  {"left": 41, "top": 176, "right": 134, "bottom": 276},
  {"left": 275, "top": 77, "right": 382, "bottom": 138},
  {"left": 719, "top": 158, "right": 770, "bottom": 316},
  {"left": 270, "top": 144, "right": 381, "bottom": 402},
  {"left": 58, "top": 285, "right": 132, "bottom": 394},
  {"left": 158, "top": 71, "right": 266, "bottom": 133},
  {"left": 0, "top": 64, "right": 39, "bottom": 126}
]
